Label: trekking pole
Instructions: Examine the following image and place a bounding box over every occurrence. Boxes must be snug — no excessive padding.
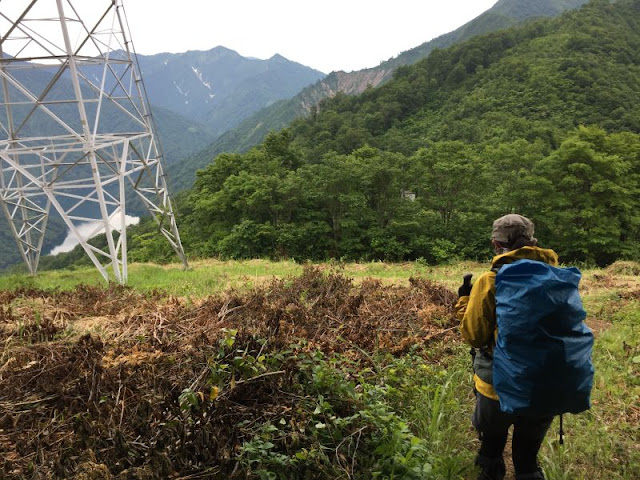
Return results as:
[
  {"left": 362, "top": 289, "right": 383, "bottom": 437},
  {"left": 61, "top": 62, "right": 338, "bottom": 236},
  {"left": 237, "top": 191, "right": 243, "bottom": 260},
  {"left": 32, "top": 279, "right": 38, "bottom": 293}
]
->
[{"left": 558, "top": 414, "right": 564, "bottom": 445}]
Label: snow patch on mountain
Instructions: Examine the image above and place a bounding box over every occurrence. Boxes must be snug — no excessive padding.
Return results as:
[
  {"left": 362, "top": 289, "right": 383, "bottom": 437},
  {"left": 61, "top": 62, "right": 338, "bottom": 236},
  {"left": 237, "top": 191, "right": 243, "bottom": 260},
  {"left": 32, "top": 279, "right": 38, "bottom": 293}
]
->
[
  {"left": 192, "top": 67, "right": 213, "bottom": 91},
  {"left": 173, "top": 81, "right": 188, "bottom": 96}
]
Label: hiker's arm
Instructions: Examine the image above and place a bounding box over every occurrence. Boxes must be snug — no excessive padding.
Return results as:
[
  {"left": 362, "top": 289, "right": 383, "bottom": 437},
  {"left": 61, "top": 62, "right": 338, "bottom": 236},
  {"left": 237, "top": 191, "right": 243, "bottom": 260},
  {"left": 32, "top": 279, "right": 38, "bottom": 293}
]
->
[{"left": 455, "top": 272, "right": 496, "bottom": 348}]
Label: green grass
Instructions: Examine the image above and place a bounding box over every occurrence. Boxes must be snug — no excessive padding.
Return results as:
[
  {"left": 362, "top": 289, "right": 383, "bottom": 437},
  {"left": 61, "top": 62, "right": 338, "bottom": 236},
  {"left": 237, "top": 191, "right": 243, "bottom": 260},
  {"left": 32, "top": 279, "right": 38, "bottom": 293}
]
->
[
  {"left": 539, "top": 300, "right": 640, "bottom": 479},
  {"left": 0, "top": 258, "right": 488, "bottom": 296},
  {"left": 1, "top": 259, "right": 638, "bottom": 479},
  {"left": 0, "top": 259, "right": 304, "bottom": 295}
]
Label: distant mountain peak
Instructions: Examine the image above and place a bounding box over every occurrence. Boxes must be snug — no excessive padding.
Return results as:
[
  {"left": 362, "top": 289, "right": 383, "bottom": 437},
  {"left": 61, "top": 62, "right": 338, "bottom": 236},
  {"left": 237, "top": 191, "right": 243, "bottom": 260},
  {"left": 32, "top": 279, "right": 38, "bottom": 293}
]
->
[
  {"left": 134, "top": 47, "right": 325, "bottom": 139},
  {"left": 206, "top": 45, "right": 241, "bottom": 56}
]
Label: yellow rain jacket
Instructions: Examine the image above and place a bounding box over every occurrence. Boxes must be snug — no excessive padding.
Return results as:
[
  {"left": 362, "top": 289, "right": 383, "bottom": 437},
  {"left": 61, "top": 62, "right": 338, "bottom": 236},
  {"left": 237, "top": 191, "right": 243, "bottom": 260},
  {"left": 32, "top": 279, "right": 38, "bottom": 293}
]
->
[{"left": 454, "top": 246, "right": 559, "bottom": 400}]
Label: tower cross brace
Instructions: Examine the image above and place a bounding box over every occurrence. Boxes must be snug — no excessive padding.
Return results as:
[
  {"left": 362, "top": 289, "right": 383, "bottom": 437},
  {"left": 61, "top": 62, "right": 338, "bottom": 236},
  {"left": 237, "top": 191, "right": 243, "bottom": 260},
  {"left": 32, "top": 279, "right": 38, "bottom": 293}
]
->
[{"left": 0, "top": 0, "right": 188, "bottom": 283}]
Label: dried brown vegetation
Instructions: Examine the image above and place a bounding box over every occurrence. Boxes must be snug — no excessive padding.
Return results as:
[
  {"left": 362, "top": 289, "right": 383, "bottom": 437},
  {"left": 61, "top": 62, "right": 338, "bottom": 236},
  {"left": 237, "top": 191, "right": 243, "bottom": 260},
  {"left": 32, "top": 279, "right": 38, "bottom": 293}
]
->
[{"left": 0, "top": 267, "right": 458, "bottom": 479}]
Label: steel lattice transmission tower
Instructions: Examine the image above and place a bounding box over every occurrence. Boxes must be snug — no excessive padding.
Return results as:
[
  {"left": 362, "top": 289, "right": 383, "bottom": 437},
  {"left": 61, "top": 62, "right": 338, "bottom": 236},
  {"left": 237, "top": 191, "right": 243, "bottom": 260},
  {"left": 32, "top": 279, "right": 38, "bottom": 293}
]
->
[{"left": 0, "top": 0, "right": 188, "bottom": 283}]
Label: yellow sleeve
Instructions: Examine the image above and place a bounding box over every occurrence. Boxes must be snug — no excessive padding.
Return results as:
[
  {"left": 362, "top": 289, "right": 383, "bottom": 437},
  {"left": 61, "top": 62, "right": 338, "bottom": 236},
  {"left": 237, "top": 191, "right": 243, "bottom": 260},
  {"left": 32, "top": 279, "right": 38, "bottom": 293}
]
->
[{"left": 454, "top": 271, "right": 496, "bottom": 348}]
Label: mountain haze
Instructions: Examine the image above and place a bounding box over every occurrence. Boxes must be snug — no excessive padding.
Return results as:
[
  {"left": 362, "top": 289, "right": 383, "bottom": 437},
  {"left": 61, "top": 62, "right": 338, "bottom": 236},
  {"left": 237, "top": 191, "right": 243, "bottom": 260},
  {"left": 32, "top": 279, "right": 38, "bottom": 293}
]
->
[{"left": 137, "top": 47, "right": 325, "bottom": 139}]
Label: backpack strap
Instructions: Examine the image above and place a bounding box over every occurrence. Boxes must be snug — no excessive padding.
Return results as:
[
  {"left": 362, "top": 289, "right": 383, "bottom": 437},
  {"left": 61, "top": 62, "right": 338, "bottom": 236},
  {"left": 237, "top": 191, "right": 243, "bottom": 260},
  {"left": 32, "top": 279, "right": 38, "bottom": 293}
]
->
[{"left": 491, "top": 258, "right": 510, "bottom": 273}]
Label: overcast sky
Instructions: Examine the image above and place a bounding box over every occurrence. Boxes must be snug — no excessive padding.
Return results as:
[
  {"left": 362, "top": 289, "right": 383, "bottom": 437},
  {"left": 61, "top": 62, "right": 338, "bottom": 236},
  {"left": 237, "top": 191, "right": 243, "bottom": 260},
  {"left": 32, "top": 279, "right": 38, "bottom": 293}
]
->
[{"left": 123, "top": 0, "right": 498, "bottom": 73}]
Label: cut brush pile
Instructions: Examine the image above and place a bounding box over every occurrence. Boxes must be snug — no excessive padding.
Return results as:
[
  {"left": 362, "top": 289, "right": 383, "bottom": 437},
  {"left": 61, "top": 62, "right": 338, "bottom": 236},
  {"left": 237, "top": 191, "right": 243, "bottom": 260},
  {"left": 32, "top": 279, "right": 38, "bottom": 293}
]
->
[{"left": 0, "top": 267, "right": 460, "bottom": 479}]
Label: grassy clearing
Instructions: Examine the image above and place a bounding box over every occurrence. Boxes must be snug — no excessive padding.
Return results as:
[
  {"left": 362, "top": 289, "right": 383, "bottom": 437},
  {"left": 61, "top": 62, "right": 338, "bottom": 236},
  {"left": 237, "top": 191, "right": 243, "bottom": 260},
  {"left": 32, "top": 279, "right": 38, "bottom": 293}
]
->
[
  {"left": 0, "top": 259, "right": 303, "bottom": 294},
  {"left": 0, "top": 258, "right": 488, "bottom": 296},
  {"left": 0, "top": 259, "right": 637, "bottom": 479}
]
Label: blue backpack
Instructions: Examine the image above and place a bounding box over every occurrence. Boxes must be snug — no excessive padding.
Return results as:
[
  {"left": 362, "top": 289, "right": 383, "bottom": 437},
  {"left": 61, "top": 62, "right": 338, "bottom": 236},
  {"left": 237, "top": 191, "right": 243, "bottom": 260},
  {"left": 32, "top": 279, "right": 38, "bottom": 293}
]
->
[{"left": 493, "top": 259, "right": 594, "bottom": 417}]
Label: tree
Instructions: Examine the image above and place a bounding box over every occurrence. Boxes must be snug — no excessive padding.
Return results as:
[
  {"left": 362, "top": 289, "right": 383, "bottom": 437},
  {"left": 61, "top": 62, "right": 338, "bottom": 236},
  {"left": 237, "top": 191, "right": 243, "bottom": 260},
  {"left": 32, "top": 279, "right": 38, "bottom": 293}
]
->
[
  {"left": 295, "top": 155, "right": 367, "bottom": 258},
  {"left": 413, "top": 141, "right": 484, "bottom": 228},
  {"left": 532, "top": 126, "right": 640, "bottom": 264}
]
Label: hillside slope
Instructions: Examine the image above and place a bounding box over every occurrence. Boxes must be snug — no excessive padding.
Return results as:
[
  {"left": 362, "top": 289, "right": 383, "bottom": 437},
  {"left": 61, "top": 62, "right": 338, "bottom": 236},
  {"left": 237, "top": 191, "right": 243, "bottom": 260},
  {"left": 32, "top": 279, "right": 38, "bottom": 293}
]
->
[
  {"left": 1, "top": 261, "right": 638, "bottom": 479},
  {"left": 169, "top": 0, "right": 639, "bottom": 266},
  {"left": 169, "top": 0, "right": 590, "bottom": 189},
  {"left": 137, "top": 47, "right": 326, "bottom": 138}
]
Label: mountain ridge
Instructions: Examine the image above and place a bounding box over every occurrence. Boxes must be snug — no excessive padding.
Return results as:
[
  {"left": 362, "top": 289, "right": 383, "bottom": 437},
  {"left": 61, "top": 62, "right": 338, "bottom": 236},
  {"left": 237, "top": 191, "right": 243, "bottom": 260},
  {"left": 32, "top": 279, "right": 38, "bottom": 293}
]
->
[
  {"left": 136, "top": 46, "right": 325, "bottom": 138},
  {"left": 167, "top": 0, "right": 590, "bottom": 191}
]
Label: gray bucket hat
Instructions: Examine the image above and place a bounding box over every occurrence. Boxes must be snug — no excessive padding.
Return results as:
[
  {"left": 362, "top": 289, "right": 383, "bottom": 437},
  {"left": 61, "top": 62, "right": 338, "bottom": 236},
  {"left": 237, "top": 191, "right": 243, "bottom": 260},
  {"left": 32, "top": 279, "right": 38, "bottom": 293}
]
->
[{"left": 492, "top": 214, "right": 536, "bottom": 245}]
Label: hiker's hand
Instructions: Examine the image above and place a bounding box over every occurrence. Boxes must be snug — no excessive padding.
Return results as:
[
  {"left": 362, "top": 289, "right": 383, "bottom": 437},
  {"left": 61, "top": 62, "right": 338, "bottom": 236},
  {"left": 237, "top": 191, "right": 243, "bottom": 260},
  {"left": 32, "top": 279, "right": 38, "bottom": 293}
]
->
[{"left": 458, "top": 274, "right": 473, "bottom": 297}]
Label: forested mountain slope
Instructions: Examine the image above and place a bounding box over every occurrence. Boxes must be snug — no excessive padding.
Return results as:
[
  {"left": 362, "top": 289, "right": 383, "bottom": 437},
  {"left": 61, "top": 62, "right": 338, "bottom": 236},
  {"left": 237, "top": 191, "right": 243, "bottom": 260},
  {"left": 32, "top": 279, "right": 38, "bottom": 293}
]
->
[
  {"left": 137, "top": 47, "right": 325, "bottom": 138},
  {"left": 42, "top": 0, "right": 640, "bottom": 273},
  {"left": 168, "top": 0, "right": 590, "bottom": 190},
  {"left": 378, "top": 0, "right": 590, "bottom": 75}
]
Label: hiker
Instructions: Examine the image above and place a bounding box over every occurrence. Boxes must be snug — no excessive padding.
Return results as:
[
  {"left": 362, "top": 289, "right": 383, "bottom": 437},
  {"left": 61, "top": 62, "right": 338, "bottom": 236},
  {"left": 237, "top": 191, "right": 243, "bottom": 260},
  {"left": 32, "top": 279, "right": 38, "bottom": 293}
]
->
[{"left": 455, "top": 214, "right": 556, "bottom": 480}]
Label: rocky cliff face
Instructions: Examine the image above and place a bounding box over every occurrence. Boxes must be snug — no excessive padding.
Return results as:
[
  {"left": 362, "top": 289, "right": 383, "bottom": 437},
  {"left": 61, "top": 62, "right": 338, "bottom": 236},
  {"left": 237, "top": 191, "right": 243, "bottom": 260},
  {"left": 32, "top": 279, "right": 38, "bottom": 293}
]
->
[
  {"left": 295, "top": 68, "right": 394, "bottom": 114},
  {"left": 330, "top": 68, "right": 394, "bottom": 95}
]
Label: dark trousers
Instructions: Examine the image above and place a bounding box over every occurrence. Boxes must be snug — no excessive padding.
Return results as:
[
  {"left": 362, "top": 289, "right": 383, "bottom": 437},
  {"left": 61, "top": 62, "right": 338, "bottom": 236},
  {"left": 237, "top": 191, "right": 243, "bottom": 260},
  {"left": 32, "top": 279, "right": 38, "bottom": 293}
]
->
[{"left": 473, "top": 392, "right": 553, "bottom": 475}]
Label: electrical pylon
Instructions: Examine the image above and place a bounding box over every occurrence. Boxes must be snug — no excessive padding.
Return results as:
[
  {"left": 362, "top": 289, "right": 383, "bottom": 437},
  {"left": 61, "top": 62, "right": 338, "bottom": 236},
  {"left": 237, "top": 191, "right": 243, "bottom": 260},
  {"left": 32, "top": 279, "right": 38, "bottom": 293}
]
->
[{"left": 0, "top": 0, "right": 188, "bottom": 283}]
